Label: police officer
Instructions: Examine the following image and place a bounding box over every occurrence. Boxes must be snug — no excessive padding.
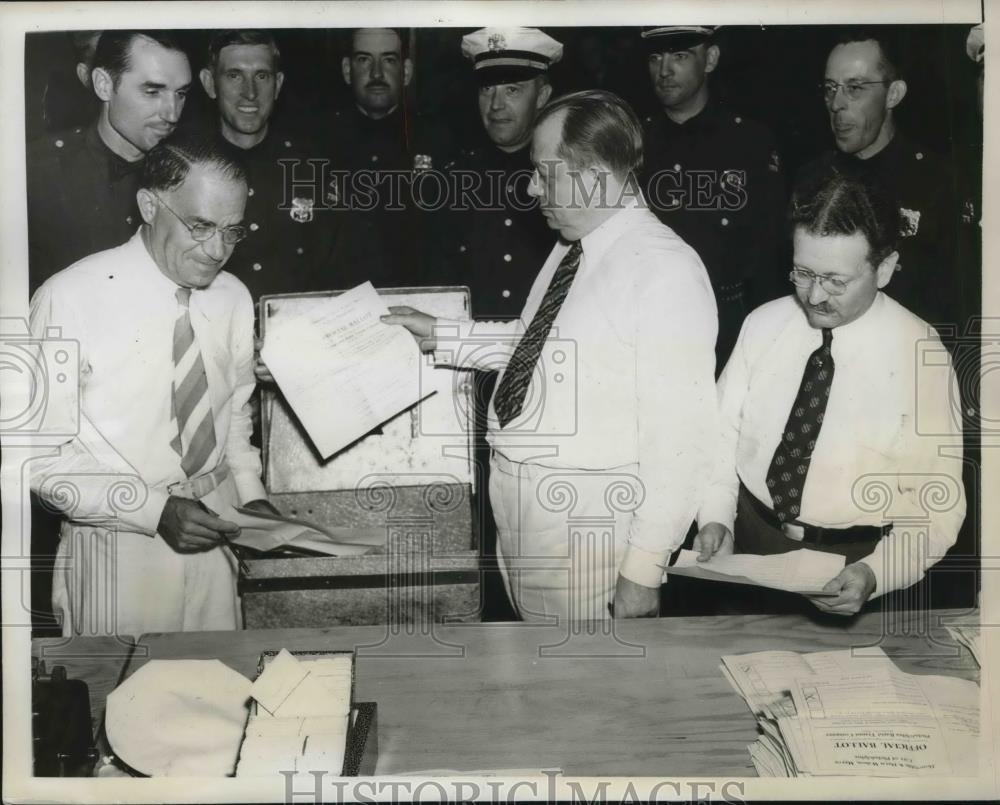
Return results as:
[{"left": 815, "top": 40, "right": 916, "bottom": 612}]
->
[
  {"left": 640, "top": 25, "right": 786, "bottom": 369},
  {"left": 27, "top": 31, "right": 192, "bottom": 292},
  {"left": 199, "top": 30, "right": 338, "bottom": 303},
  {"left": 434, "top": 27, "right": 563, "bottom": 320},
  {"left": 327, "top": 27, "right": 425, "bottom": 288},
  {"left": 804, "top": 28, "right": 961, "bottom": 334}
]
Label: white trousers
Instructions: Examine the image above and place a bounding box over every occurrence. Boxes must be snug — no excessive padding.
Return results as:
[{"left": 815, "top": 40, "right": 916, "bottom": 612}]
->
[
  {"left": 52, "top": 474, "right": 241, "bottom": 637},
  {"left": 489, "top": 452, "right": 637, "bottom": 623}
]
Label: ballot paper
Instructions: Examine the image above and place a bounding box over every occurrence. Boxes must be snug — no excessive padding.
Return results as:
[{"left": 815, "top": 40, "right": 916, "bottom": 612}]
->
[
  {"left": 664, "top": 548, "right": 845, "bottom": 595},
  {"left": 219, "top": 504, "right": 381, "bottom": 557},
  {"left": 721, "top": 648, "right": 979, "bottom": 777},
  {"left": 260, "top": 281, "right": 432, "bottom": 458},
  {"left": 236, "top": 649, "right": 354, "bottom": 777}
]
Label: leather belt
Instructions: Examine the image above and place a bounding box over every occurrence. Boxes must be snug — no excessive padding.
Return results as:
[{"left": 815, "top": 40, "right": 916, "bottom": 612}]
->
[
  {"left": 740, "top": 482, "right": 891, "bottom": 546},
  {"left": 166, "top": 463, "right": 230, "bottom": 501}
]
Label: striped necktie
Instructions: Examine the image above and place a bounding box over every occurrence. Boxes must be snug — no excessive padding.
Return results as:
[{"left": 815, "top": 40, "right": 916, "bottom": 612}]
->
[
  {"left": 765, "top": 327, "right": 834, "bottom": 523},
  {"left": 170, "top": 287, "right": 217, "bottom": 478},
  {"left": 494, "top": 240, "right": 582, "bottom": 429}
]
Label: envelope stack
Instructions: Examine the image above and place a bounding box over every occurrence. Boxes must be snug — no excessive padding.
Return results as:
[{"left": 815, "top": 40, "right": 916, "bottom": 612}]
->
[
  {"left": 720, "top": 648, "right": 979, "bottom": 777},
  {"left": 236, "top": 649, "right": 354, "bottom": 776}
]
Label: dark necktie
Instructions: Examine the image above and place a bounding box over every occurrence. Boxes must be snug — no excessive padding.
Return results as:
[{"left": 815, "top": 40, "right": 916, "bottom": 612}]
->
[
  {"left": 170, "top": 288, "right": 218, "bottom": 478},
  {"left": 765, "top": 327, "right": 834, "bottom": 523},
  {"left": 493, "top": 240, "right": 583, "bottom": 429}
]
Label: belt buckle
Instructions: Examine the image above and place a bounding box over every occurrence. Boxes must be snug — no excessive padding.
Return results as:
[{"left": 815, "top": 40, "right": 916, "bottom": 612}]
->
[{"left": 782, "top": 522, "right": 805, "bottom": 542}]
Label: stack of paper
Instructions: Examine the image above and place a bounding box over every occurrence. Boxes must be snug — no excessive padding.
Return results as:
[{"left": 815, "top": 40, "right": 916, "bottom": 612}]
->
[
  {"left": 236, "top": 649, "right": 354, "bottom": 776},
  {"left": 721, "top": 648, "right": 979, "bottom": 777}
]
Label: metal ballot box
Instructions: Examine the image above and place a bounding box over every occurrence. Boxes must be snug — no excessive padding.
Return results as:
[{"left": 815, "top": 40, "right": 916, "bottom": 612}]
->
[{"left": 241, "top": 287, "right": 481, "bottom": 628}]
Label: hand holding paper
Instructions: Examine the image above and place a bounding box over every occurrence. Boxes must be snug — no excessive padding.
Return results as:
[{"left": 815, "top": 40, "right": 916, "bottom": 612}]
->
[
  {"left": 664, "top": 548, "right": 846, "bottom": 596},
  {"left": 260, "top": 282, "right": 433, "bottom": 458}
]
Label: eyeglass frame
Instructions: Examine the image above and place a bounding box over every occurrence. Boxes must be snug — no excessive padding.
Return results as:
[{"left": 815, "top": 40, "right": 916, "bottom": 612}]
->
[
  {"left": 150, "top": 191, "right": 248, "bottom": 245},
  {"left": 820, "top": 79, "right": 891, "bottom": 102},
  {"left": 787, "top": 267, "right": 860, "bottom": 296}
]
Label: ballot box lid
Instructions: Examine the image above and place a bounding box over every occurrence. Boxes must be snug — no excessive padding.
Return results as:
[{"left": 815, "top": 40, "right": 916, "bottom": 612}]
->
[{"left": 260, "top": 287, "right": 474, "bottom": 494}]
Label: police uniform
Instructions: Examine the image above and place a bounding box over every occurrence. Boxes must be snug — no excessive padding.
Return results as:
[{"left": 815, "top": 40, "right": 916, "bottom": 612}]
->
[
  {"left": 436, "top": 137, "right": 555, "bottom": 319},
  {"left": 803, "top": 135, "right": 961, "bottom": 334},
  {"left": 26, "top": 124, "right": 143, "bottom": 293},
  {"left": 326, "top": 104, "right": 425, "bottom": 288},
  {"left": 213, "top": 127, "right": 340, "bottom": 305},
  {"left": 431, "top": 27, "right": 563, "bottom": 319},
  {"left": 640, "top": 26, "right": 786, "bottom": 369}
]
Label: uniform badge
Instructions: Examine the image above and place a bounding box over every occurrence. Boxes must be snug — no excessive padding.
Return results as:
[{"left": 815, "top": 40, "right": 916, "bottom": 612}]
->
[
  {"left": 899, "top": 207, "right": 921, "bottom": 237},
  {"left": 290, "top": 197, "right": 314, "bottom": 223},
  {"left": 488, "top": 33, "right": 507, "bottom": 51},
  {"left": 413, "top": 154, "right": 433, "bottom": 173},
  {"left": 768, "top": 150, "right": 781, "bottom": 173}
]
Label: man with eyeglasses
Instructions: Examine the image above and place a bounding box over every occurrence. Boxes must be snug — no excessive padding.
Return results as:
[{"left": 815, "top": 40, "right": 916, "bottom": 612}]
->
[
  {"left": 29, "top": 134, "right": 276, "bottom": 636},
  {"left": 639, "top": 25, "right": 786, "bottom": 369},
  {"left": 805, "top": 28, "right": 962, "bottom": 336},
  {"left": 199, "top": 30, "right": 339, "bottom": 303},
  {"left": 27, "top": 31, "right": 193, "bottom": 293},
  {"left": 692, "top": 163, "right": 964, "bottom": 617}
]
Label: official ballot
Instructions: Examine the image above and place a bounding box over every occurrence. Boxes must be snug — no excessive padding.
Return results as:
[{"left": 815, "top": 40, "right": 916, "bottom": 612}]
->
[
  {"left": 259, "top": 282, "right": 431, "bottom": 459},
  {"left": 721, "top": 648, "right": 980, "bottom": 777}
]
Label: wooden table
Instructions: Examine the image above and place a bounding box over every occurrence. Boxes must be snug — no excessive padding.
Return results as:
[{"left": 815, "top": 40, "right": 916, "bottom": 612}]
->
[{"left": 108, "top": 609, "right": 978, "bottom": 777}]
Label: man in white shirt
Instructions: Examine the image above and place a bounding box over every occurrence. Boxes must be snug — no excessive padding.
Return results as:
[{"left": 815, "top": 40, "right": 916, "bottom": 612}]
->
[
  {"left": 384, "top": 90, "right": 718, "bottom": 621},
  {"left": 30, "top": 134, "right": 276, "bottom": 636},
  {"left": 694, "top": 162, "right": 965, "bottom": 616}
]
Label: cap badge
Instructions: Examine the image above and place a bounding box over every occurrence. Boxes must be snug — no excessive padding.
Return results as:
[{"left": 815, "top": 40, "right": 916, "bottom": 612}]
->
[
  {"left": 488, "top": 33, "right": 507, "bottom": 51},
  {"left": 290, "top": 197, "right": 314, "bottom": 223}
]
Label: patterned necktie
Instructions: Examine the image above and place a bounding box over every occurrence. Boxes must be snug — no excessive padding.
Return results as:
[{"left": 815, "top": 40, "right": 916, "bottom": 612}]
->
[
  {"left": 765, "top": 327, "right": 834, "bottom": 523},
  {"left": 170, "top": 287, "right": 217, "bottom": 478},
  {"left": 494, "top": 240, "right": 583, "bottom": 429}
]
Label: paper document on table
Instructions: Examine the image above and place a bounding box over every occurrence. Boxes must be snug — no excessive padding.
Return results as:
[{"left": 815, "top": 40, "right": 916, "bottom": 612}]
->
[
  {"left": 721, "top": 647, "right": 891, "bottom": 719},
  {"left": 664, "top": 548, "right": 845, "bottom": 595},
  {"left": 221, "top": 505, "right": 379, "bottom": 556},
  {"left": 260, "top": 281, "right": 432, "bottom": 458},
  {"left": 784, "top": 667, "right": 979, "bottom": 776}
]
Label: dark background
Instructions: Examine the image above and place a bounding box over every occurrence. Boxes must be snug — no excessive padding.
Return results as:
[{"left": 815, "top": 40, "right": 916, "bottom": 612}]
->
[{"left": 23, "top": 25, "right": 984, "bottom": 632}]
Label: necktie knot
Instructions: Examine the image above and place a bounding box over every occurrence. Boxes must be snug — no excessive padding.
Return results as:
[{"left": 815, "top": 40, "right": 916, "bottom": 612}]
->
[{"left": 175, "top": 287, "right": 192, "bottom": 307}]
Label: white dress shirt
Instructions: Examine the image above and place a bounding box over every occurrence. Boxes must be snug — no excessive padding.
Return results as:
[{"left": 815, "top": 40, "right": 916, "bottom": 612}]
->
[
  {"left": 434, "top": 200, "right": 719, "bottom": 586},
  {"left": 699, "top": 292, "right": 965, "bottom": 596},
  {"left": 29, "top": 230, "right": 266, "bottom": 531}
]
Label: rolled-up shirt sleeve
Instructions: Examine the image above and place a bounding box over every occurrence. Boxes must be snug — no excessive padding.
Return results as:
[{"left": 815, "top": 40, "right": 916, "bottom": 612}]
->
[{"left": 619, "top": 253, "right": 720, "bottom": 587}]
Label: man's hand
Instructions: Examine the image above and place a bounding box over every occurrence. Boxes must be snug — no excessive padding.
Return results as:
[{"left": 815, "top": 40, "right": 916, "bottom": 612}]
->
[
  {"left": 692, "top": 522, "right": 734, "bottom": 562},
  {"left": 380, "top": 305, "right": 438, "bottom": 352},
  {"left": 253, "top": 337, "right": 274, "bottom": 384},
  {"left": 242, "top": 498, "right": 281, "bottom": 517},
  {"left": 157, "top": 497, "right": 240, "bottom": 553},
  {"left": 613, "top": 574, "right": 659, "bottom": 618},
  {"left": 807, "top": 562, "right": 877, "bottom": 616}
]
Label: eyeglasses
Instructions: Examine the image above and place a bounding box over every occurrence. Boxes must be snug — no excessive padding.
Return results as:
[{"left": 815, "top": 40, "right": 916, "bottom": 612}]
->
[
  {"left": 820, "top": 79, "right": 890, "bottom": 102},
  {"left": 151, "top": 192, "right": 247, "bottom": 245},
  {"left": 789, "top": 268, "right": 854, "bottom": 296}
]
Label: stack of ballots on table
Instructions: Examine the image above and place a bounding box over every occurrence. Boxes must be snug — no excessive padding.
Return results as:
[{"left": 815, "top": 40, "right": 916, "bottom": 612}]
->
[{"left": 720, "top": 648, "right": 979, "bottom": 777}]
